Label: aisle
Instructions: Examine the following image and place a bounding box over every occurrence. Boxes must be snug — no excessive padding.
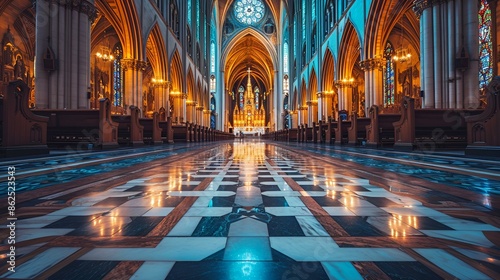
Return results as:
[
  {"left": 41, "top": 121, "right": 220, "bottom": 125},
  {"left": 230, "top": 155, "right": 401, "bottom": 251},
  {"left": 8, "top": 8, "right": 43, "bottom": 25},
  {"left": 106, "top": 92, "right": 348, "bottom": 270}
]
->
[{"left": 1, "top": 140, "right": 499, "bottom": 279}]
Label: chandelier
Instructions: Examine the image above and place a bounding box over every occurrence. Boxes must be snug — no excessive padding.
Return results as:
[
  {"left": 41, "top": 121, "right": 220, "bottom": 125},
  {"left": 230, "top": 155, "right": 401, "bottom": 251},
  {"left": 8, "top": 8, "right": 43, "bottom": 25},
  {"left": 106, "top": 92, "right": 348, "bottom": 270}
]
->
[
  {"left": 96, "top": 45, "right": 114, "bottom": 62},
  {"left": 392, "top": 47, "right": 411, "bottom": 63}
]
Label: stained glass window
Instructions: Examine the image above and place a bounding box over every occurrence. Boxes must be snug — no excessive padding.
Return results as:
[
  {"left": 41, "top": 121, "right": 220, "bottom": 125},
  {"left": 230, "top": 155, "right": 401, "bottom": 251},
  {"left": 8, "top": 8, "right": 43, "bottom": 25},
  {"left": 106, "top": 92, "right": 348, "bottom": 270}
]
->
[
  {"left": 479, "top": 0, "right": 493, "bottom": 89},
  {"left": 234, "top": 0, "right": 265, "bottom": 25},
  {"left": 239, "top": 86, "right": 244, "bottom": 109},
  {"left": 254, "top": 86, "right": 260, "bottom": 109},
  {"left": 283, "top": 75, "right": 289, "bottom": 96},
  {"left": 283, "top": 42, "right": 289, "bottom": 73},
  {"left": 293, "top": 22, "right": 297, "bottom": 56},
  {"left": 312, "top": 0, "right": 316, "bottom": 22},
  {"left": 113, "top": 44, "right": 123, "bottom": 107},
  {"left": 210, "top": 41, "right": 215, "bottom": 73},
  {"left": 210, "top": 75, "right": 216, "bottom": 93},
  {"left": 196, "top": 0, "right": 200, "bottom": 40},
  {"left": 384, "top": 42, "right": 395, "bottom": 106},
  {"left": 187, "top": 0, "right": 192, "bottom": 25},
  {"left": 302, "top": 0, "right": 306, "bottom": 40}
]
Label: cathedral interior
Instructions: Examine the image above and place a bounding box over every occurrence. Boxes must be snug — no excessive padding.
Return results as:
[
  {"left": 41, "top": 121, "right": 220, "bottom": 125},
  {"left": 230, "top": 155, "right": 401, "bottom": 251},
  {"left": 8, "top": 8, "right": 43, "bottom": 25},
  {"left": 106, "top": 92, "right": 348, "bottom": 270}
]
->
[{"left": 1, "top": 0, "right": 500, "bottom": 279}]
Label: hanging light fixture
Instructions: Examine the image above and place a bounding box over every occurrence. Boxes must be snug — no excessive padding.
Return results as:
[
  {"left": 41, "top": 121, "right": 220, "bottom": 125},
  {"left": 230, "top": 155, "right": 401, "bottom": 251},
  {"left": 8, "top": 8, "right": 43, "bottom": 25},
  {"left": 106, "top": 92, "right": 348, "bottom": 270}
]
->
[
  {"left": 392, "top": 23, "right": 411, "bottom": 63},
  {"left": 96, "top": 32, "right": 114, "bottom": 62}
]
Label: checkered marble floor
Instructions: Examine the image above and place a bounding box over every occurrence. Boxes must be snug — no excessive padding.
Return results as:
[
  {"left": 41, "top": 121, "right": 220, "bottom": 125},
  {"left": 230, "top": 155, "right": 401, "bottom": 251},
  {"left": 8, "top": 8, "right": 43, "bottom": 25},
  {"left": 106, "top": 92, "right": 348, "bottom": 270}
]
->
[{"left": 1, "top": 140, "right": 500, "bottom": 279}]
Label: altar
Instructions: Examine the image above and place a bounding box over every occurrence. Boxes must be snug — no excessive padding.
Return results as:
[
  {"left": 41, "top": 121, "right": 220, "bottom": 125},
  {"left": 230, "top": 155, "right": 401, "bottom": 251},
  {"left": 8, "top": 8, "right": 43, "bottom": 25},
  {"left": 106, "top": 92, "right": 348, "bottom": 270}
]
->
[{"left": 232, "top": 67, "right": 267, "bottom": 136}]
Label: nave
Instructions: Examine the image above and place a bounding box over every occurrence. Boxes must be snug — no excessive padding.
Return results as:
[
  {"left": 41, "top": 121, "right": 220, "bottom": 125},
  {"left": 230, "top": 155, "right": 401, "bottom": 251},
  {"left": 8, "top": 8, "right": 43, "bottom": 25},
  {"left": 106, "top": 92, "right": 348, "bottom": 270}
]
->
[{"left": 1, "top": 141, "right": 499, "bottom": 279}]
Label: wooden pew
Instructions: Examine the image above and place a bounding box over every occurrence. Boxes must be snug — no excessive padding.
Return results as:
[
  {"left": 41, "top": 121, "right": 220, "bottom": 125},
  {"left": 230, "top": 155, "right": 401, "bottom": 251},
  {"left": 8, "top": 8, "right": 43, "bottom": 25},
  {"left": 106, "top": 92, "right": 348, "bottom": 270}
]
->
[
  {"left": 33, "top": 98, "right": 119, "bottom": 150},
  {"left": 139, "top": 112, "right": 163, "bottom": 145},
  {"left": 304, "top": 124, "right": 313, "bottom": 142},
  {"left": 288, "top": 128, "right": 298, "bottom": 142},
  {"left": 393, "top": 96, "right": 482, "bottom": 151},
  {"left": 334, "top": 118, "right": 350, "bottom": 145},
  {"left": 159, "top": 117, "right": 174, "bottom": 144},
  {"left": 172, "top": 123, "right": 190, "bottom": 142},
  {"left": 325, "top": 119, "right": 337, "bottom": 144},
  {"left": 348, "top": 112, "right": 370, "bottom": 146},
  {"left": 317, "top": 121, "right": 328, "bottom": 143},
  {"left": 312, "top": 122, "right": 318, "bottom": 143},
  {"left": 111, "top": 106, "right": 144, "bottom": 146},
  {"left": 365, "top": 105, "right": 401, "bottom": 147},
  {"left": 1, "top": 80, "right": 49, "bottom": 156},
  {"left": 465, "top": 76, "right": 500, "bottom": 156}
]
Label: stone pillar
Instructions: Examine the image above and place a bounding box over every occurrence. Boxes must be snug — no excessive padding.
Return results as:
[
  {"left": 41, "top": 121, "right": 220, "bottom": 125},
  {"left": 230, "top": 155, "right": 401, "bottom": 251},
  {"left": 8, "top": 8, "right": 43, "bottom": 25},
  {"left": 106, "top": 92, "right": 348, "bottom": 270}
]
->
[
  {"left": 122, "top": 59, "right": 147, "bottom": 111},
  {"left": 182, "top": 93, "right": 187, "bottom": 123},
  {"left": 464, "top": 0, "right": 480, "bottom": 108},
  {"left": 455, "top": 0, "right": 464, "bottom": 108},
  {"left": 34, "top": 0, "right": 96, "bottom": 109},
  {"left": 447, "top": 0, "right": 456, "bottom": 108},
  {"left": 291, "top": 111, "right": 298, "bottom": 128},
  {"left": 317, "top": 92, "right": 324, "bottom": 121},
  {"left": 432, "top": 3, "right": 443, "bottom": 108},
  {"left": 423, "top": 4, "right": 434, "bottom": 108},
  {"left": 196, "top": 105, "right": 204, "bottom": 124},
  {"left": 171, "top": 93, "right": 183, "bottom": 124},
  {"left": 359, "top": 58, "right": 382, "bottom": 114}
]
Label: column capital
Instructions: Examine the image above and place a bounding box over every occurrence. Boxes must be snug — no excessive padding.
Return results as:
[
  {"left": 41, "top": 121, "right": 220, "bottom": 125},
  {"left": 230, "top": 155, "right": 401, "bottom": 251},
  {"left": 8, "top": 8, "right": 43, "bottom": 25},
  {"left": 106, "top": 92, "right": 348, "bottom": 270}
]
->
[
  {"left": 122, "top": 59, "right": 148, "bottom": 72},
  {"left": 34, "top": 0, "right": 98, "bottom": 21},
  {"left": 306, "top": 100, "right": 318, "bottom": 106},
  {"left": 359, "top": 57, "right": 383, "bottom": 71},
  {"left": 413, "top": 0, "right": 445, "bottom": 18}
]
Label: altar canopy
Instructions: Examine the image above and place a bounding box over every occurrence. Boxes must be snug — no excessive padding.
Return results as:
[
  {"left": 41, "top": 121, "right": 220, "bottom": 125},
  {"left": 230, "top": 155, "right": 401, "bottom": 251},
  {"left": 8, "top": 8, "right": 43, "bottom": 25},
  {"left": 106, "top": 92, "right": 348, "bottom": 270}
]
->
[{"left": 233, "top": 68, "right": 266, "bottom": 135}]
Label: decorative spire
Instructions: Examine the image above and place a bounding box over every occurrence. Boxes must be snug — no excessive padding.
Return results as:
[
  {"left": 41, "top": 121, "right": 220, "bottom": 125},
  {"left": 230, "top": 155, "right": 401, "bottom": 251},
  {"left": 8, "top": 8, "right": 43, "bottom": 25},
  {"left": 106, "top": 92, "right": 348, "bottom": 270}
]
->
[{"left": 246, "top": 67, "right": 253, "bottom": 102}]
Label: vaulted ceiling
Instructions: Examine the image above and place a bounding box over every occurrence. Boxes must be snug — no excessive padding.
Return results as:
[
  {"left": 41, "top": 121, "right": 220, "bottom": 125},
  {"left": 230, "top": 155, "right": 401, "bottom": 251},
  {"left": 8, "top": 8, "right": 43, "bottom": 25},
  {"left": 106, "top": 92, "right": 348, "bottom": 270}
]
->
[{"left": 215, "top": 0, "right": 287, "bottom": 94}]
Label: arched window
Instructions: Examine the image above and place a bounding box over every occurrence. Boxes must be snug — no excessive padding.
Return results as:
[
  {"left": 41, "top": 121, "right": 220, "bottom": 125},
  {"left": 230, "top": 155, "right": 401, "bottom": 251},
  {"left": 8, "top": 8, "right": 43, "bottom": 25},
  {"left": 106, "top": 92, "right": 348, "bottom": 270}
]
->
[
  {"left": 254, "top": 86, "right": 260, "bottom": 109},
  {"left": 283, "top": 41, "right": 289, "bottom": 73},
  {"left": 301, "top": 43, "right": 306, "bottom": 68},
  {"left": 283, "top": 74, "right": 289, "bottom": 96},
  {"left": 210, "top": 41, "right": 216, "bottom": 73},
  {"left": 293, "top": 22, "right": 297, "bottom": 56},
  {"left": 302, "top": 0, "right": 306, "bottom": 40},
  {"left": 187, "top": 0, "right": 192, "bottom": 25},
  {"left": 196, "top": 0, "right": 200, "bottom": 41},
  {"left": 479, "top": 0, "right": 493, "bottom": 89},
  {"left": 283, "top": 95, "right": 290, "bottom": 129},
  {"left": 187, "top": 27, "right": 192, "bottom": 57},
  {"left": 384, "top": 42, "right": 395, "bottom": 106},
  {"left": 312, "top": 0, "right": 316, "bottom": 21},
  {"left": 210, "top": 75, "right": 216, "bottom": 93},
  {"left": 113, "top": 43, "right": 123, "bottom": 107},
  {"left": 311, "top": 23, "right": 317, "bottom": 56},
  {"left": 169, "top": 0, "right": 180, "bottom": 39},
  {"left": 234, "top": 0, "right": 265, "bottom": 25},
  {"left": 238, "top": 86, "right": 244, "bottom": 109},
  {"left": 210, "top": 93, "right": 216, "bottom": 129}
]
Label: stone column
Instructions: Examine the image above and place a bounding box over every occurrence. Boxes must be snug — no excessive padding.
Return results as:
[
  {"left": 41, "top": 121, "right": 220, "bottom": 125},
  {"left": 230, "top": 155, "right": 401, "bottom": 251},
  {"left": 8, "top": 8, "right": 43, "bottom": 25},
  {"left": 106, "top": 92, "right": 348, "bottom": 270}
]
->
[
  {"left": 447, "top": 0, "right": 456, "bottom": 108},
  {"left": 35, "top": 0, "right": 96, "bottom": 109},
  {"left": 359, "top": 57, "right": 382, "bottom": 114},
  {"left": 316, "top": 92, "right": 324, "bottom": 121},
  {"left": 171, "top": 93, "right": 183, "bottom": 124},
  {"left": 464, "top": 0, "right": 480, "bottom": 108},
  {"left": 455, "top": 0, "right": 464, "bottom": 108},
  {"left": 196, "top": 105, "right": 204, "bottom": 124},
  {"left": 432, "top": 3, "right": 443, "bottom": 108},
  {"left": 415, "top": 0, "right": 435, "bottom": 108},
  {"left": 291, "top": 111, "right": 298, "bottom": 128},
  {"left": 182, "top": 93, "right": 188, "bottom": 123},
  {"left": 122, "top": 59, "right": 147, "bottom": 112}
]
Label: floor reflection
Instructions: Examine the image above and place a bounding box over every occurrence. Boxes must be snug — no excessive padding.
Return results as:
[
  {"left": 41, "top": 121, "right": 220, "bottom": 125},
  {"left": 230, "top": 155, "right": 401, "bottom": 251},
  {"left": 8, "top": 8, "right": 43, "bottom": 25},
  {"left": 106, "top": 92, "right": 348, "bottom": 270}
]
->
[{"left": 2, "top": 139, "right": 499, "bottom": 279}]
